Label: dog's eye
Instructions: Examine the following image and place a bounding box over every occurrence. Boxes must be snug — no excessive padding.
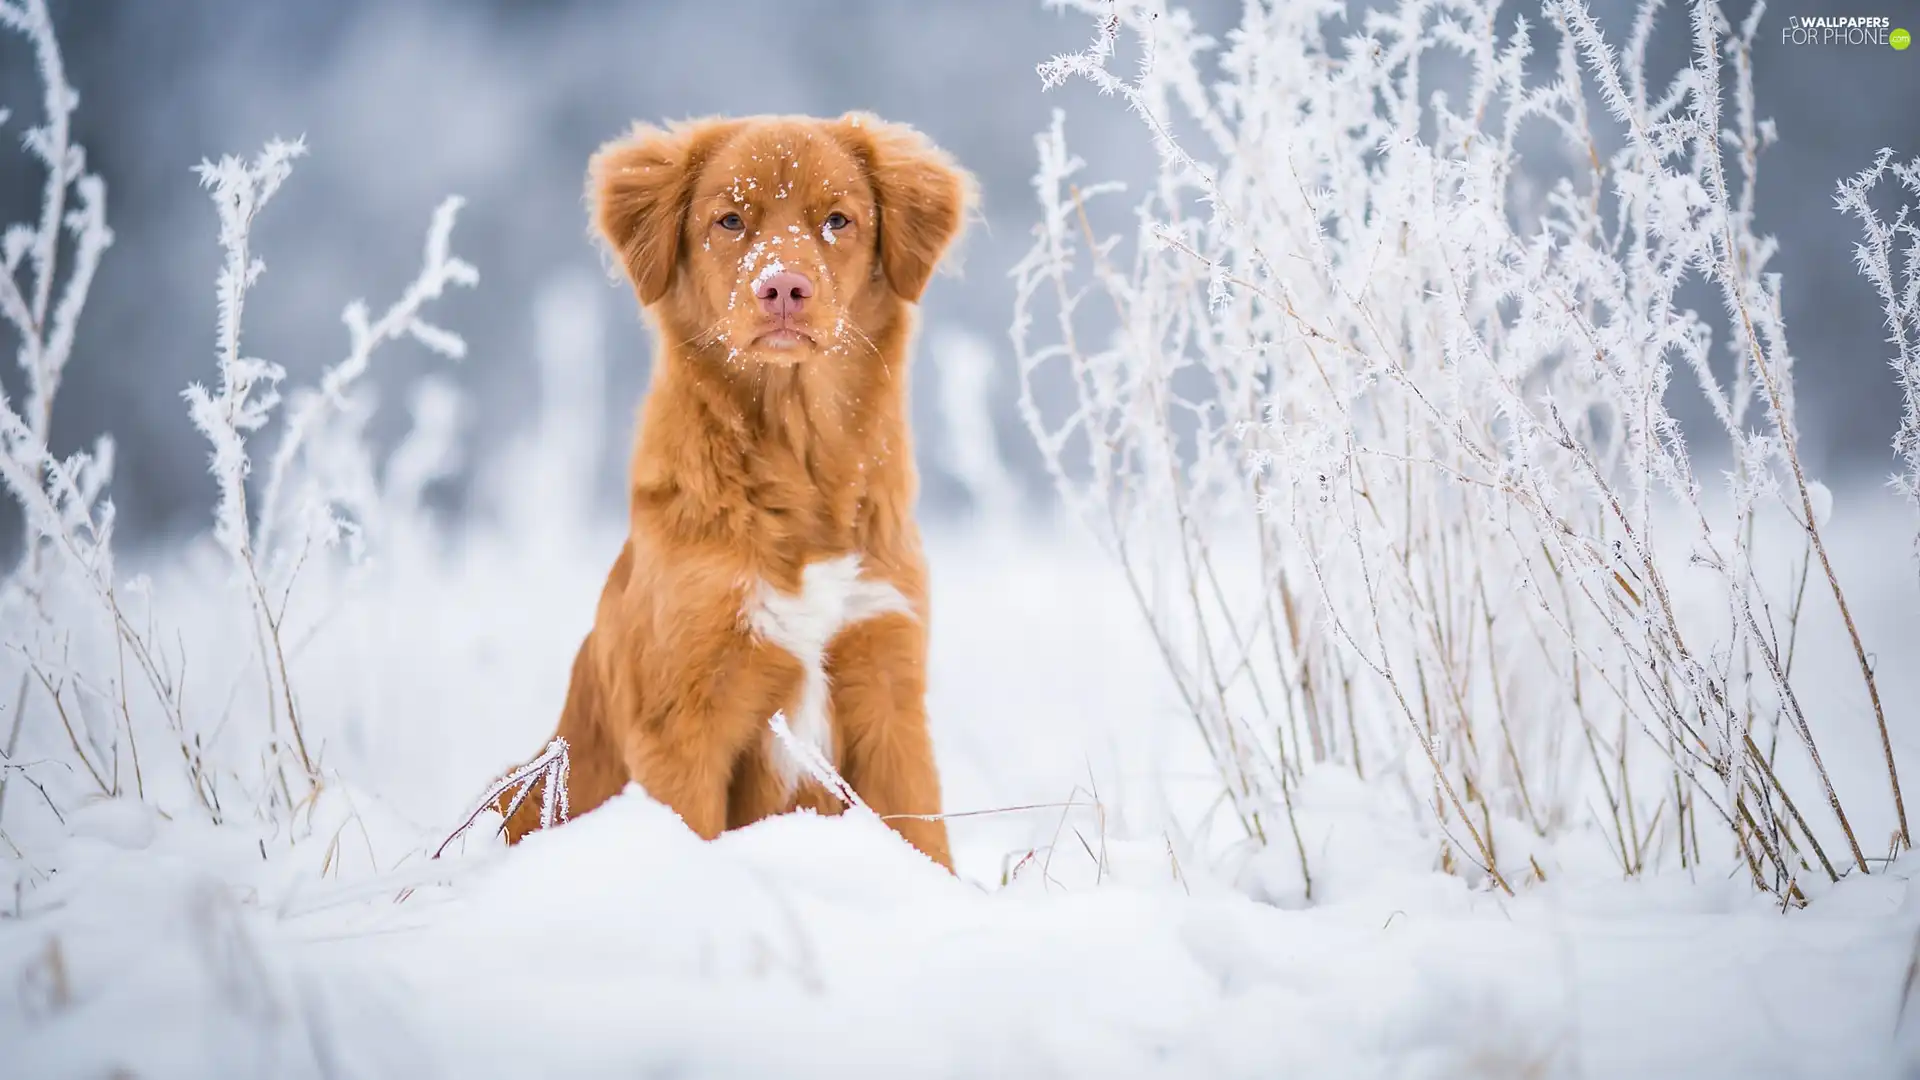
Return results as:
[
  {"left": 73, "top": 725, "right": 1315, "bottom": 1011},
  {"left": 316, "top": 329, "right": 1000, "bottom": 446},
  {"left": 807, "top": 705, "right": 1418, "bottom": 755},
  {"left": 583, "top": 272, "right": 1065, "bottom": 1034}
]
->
[
  {"left": 718, "top": 212, "right": 745, "bottom": 231},
  {"left": 824, "top": 211, "right": 852, "bottom": 231}
]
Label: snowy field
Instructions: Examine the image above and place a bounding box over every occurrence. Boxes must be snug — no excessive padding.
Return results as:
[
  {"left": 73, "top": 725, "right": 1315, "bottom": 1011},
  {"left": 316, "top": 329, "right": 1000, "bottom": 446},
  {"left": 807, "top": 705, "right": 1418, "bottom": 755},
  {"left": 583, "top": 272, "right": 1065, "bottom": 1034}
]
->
[
  {"left": 6, "top": 0, "right": 1920, "bottom": 1075},
  {"left": 2, "top": 513, "right": 1918, "bottom": 1079}
]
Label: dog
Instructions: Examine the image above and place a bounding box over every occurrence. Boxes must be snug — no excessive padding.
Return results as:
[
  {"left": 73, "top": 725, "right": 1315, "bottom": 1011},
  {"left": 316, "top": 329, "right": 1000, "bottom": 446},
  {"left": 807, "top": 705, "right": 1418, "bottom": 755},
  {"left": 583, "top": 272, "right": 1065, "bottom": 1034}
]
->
[{"left": 494, "top": 113, "right": 972, "bottom": 872}]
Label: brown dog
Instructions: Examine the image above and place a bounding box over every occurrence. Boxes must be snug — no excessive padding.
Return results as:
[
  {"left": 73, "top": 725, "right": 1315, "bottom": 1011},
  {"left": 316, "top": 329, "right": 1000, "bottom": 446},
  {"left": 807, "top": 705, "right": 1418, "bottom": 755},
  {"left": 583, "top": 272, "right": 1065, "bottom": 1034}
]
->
[{"left": 495, "top": 113, "right": 971, "bottom": 871}]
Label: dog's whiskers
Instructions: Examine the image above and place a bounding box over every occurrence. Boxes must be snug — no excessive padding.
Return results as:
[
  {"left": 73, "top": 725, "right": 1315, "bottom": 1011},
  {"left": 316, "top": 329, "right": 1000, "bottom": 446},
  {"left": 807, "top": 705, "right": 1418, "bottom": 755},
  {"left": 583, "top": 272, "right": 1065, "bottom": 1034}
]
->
[
  {"left": 836, "top": 320, "right": 884, "bottom": 362},
  {"left": 679, "top": 318, "right": 730, "bottom": 353}
]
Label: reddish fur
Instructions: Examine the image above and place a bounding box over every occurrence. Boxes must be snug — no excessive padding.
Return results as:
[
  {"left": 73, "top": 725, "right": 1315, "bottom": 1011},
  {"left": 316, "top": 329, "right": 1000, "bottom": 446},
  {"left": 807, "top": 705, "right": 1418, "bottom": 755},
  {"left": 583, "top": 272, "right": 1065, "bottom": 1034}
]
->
[{"left": 495, "top": 113, "right": 972, "bottom": 871}]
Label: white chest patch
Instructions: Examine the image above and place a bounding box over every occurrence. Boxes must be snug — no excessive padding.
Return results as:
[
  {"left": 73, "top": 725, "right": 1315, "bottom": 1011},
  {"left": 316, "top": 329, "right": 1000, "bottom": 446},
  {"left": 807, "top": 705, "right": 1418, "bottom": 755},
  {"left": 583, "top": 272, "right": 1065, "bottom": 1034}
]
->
[{"left": 745, "top": 554, "right": 912, "bottom": 791}]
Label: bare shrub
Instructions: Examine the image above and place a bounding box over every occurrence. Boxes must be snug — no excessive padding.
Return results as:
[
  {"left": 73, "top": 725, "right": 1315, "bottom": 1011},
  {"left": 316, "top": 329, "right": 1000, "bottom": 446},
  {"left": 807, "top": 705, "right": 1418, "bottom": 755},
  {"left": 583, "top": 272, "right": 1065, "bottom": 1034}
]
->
[
  {"left": 0, "top": 0, "right": 477, "bottom": 835},
  {"left": 1015, "top": 0, "right": 1913, "bottom": 896}
]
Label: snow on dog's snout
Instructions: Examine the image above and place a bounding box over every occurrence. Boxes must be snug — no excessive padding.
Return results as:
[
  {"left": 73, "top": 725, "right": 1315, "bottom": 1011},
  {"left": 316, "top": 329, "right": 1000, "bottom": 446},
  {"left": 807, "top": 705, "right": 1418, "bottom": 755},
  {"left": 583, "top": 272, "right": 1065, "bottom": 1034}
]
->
[{"left": 745, "top": 554, "right": 913, "bottom": 790}]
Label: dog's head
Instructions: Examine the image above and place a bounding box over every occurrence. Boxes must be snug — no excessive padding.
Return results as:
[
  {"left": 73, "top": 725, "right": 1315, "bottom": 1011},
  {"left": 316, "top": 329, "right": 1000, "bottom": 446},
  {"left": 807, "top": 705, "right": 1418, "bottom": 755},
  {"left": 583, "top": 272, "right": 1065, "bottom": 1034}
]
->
[{"left": 589, "top": 113, "right": 972, "bottom": 369}]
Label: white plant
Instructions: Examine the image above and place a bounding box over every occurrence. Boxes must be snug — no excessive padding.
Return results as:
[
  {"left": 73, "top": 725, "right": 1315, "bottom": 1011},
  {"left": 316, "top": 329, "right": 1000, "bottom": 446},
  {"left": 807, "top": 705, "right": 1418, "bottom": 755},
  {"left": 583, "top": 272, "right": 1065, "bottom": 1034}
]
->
[
  {"left": 769, "top": 711, "right": 868, "bottom": 812},
  {"left": 0, "top": 0, "right": 159, "bottom": 826},
  {"left": 433, "top": 736, "right": 570, "bottom": 858},
  {"left": 1836, "top": 150, "right": 1920, "bottom": 577},
  {"left": 0, "top": 0, "right": 109, "bottom": 598},
  {"left": 1016, "top": 0, "right": 1912, "bottom": 898},
  {"left": 0, "top": 0, "right": 478, "bottom": 834},
  {"left": 0, "top": 1, "right": 111, "bottom": 566},
  {"left": 183, "top": 142, "right": 476, "bottom": 809}
]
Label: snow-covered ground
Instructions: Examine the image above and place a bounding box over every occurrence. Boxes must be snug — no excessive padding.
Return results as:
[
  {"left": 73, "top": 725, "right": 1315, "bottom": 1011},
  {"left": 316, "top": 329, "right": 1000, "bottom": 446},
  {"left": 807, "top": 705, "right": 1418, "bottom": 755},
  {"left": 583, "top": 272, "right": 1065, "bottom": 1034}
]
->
[
  {"left": 4, "top": 516, "right": 1918, "bottom": 1079},
  {"left": 6, "top": 0, "right": 1919, "bottom": 1072}
]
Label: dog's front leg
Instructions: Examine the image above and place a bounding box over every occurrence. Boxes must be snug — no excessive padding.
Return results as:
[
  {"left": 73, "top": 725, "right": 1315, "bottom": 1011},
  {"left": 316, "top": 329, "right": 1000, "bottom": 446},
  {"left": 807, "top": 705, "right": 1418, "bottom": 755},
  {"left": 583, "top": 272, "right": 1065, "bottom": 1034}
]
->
[
  {"left": 619, "top": 724, "right": 747, "bottom": 841},
  {"left": 616, "top": 638, "right": 806, "bottom": 841},
  {"left": 829, "top": 616, "right": 954, "bottom": 872}
]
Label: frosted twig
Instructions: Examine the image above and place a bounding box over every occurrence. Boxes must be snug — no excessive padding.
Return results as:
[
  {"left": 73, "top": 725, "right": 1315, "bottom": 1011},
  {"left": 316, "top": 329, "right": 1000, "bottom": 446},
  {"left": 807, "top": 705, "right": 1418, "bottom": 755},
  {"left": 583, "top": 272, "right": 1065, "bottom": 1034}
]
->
[
  {"left": 432, "top": 737, "right": 571, "bottom": 858},
  {"left": 769, "top": 711, "right": 867, "bottom": 811},
  {"left": 1017, "top": 0, "right": 1911, "bottom": 895},
  {"left": 257, "top": 196, "right": 478, "bottom": 558}
]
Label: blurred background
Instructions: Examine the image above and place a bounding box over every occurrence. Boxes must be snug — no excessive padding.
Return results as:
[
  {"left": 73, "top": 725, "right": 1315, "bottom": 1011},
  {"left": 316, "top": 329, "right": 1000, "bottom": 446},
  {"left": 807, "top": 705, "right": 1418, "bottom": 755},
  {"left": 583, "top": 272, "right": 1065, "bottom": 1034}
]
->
[{"left": 1, "top": 0, "right": 1916, "bottom": 554}]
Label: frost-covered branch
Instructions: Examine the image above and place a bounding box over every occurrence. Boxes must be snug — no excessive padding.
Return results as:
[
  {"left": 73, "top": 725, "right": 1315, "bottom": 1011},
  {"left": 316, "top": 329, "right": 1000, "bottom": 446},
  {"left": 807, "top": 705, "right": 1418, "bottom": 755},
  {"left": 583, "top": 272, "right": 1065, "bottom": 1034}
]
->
[
  {"left": 181, "top": 142, "right": 477, "bottom": 802},
  {"left": 0, "top": 0, "right": 181, "bottom": 829},
  {"left": 1, "top": 4, "right": 482, "bottom": 838},
  {"left": 257, "top": 195, "right": 478, "bottom": 559},
  {"left": 0, "top": 0, "right": 113, "bottom": 582},
  {"left": 770, "top": 711, "right": 868, "bottom": 812},
  {"left": 181, "top": 139, "right": 321, "bottom": 791},
  {"left": 1019, "top": 0, "right": 1911, "bottom": 894},
  {"left": 434, "top": 737, "right": 570, "bottom": 857},
  {"left": 184, "top": 139, "right": 305, "bottom": 583},
  {"left": 1837, "top": 150, "right": 1920, "bottom": 575}
]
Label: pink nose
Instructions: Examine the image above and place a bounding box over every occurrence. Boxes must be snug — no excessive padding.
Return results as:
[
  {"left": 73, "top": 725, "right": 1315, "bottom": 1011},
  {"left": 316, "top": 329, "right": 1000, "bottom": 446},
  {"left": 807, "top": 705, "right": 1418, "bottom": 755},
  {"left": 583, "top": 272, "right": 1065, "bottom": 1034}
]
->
[{"left": 757, "top": 271, "right": 814, "bottom": 318}]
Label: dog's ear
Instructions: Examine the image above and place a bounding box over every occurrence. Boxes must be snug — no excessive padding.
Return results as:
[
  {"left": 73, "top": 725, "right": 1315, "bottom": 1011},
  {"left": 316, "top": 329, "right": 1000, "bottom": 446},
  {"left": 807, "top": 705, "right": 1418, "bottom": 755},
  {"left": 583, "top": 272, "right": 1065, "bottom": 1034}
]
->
[
  {"left": 834, "top": 113, "right": 975, "bottom": 303},
  {"left": 589, "top": 119, "right": 733, "bottom": 305}
]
